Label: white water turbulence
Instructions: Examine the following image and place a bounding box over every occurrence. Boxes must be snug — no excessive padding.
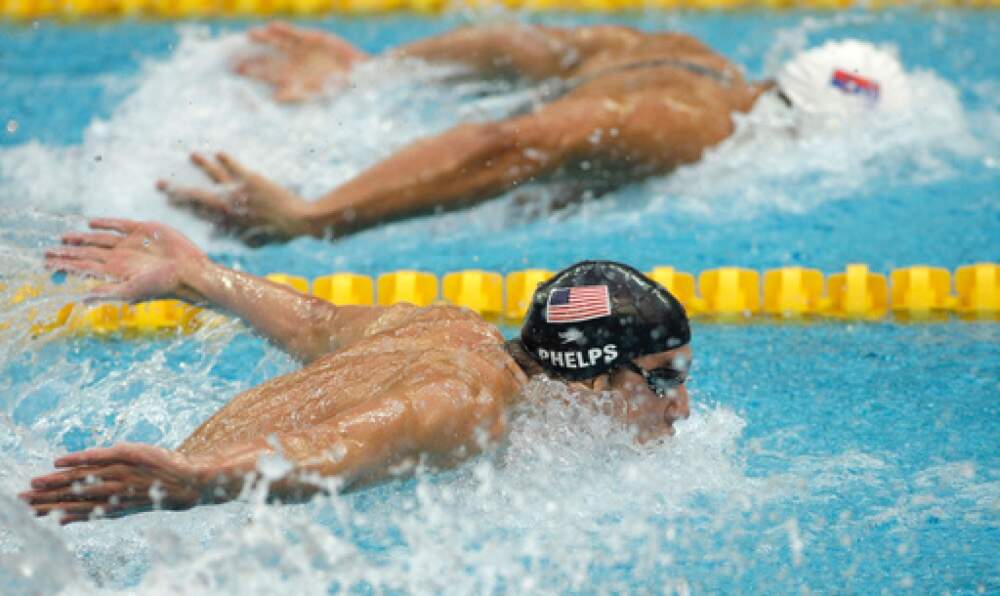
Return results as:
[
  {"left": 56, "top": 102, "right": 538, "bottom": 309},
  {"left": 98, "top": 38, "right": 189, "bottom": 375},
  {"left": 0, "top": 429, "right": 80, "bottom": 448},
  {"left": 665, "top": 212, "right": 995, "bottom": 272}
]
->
[
  {"left": 0, "top": 326, "right": 767, "bottom": 595},
  {"left": 642, "top": 73, "right": 986, "bottom": 221},
  {"left": 1, "top": 21, "right": 997, "bottom": 593},
  {"left": 0, "top": 26, "right": 527, "bottom": 251},
  {"left": 0, "top": 213, "right": 772, "bottom": 593},
  {"left": 0, "top": 25, "right": 994, "bottom": 244},
  {"left": 598, "top": 13, "right": 996, "bottom": 223}
]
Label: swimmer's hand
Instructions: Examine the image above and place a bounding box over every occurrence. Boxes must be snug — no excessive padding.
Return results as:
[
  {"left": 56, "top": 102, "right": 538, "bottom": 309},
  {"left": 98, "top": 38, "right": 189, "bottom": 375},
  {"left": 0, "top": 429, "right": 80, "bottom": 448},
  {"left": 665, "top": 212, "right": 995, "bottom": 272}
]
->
[
  {"left": 19, "top": 444, "right": 211, "bottom": 524},
  {"left": 157, "top": 152, "right": 314, "bottom": 246},
  {"left": 45, "top": 218, "right": 207, "bottom": 303},
  {"left": 235, "top": 22, "right": 368, "bottom": 103}
]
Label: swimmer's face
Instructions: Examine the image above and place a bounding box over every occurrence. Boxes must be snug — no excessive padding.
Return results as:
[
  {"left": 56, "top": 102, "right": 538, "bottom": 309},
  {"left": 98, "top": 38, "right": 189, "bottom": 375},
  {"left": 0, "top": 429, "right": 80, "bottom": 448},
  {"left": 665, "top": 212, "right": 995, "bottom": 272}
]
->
[{"left": 584, "top": 345, "right": 692, "bottom": 443}]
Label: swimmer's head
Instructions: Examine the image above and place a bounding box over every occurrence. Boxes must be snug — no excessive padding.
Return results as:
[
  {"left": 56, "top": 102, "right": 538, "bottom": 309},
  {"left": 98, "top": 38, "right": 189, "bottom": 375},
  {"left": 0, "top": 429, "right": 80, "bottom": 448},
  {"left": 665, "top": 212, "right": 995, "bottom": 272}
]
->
[
  {"left": 776, "top": 39, "right": 911, "bottom": 118},
  {"left": 518, "top": 261, "right": 692, "bottom": 441},
  {"left": 519, "top": 260, "right": 690, "bottom": 381}
]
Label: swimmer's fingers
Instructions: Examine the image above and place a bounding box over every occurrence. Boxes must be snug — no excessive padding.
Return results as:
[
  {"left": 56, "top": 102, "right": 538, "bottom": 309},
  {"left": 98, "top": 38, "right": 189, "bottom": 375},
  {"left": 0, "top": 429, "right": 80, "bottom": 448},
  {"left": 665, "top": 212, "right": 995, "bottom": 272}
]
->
[
  {"left": 249, "top": 22, "right": 306, "bottom": 51},
  {"left": 53, "top": 443, "right": 174, "bottom": 470},
  {"left": 61, "top": 232, "right": 122, "bottom": 249},
  {"left": 190, "top": 152, "right": 232, "bottom": 184},
  {"left": 157, "top": 181, "right": 228, "bottom": 210},
  {"left": 44, "top": 248, "right": 113, "bottom": 281},
  {"left": 20, "top": 480, "right": 129, "bottom": 505},
  {"left": 157, "top": 181, "right": 235, "bottom": 222},
  {"left": 44, "top": 256, "right": 108, "bottom": 278},
  {"left": 215, "top": 152, "right": 253, "bottom": 181},
  {"left": 29, "top": 463, "right": 130, "bottom": 490},
  {"left": 88, "top": 218, "right": 142, "bottom": 235},
  {"left": 234, "top": 54, "right": 287, "bottom": 87},
  {"left": 45, "top": 246, "right": 109, "bottom": 263},
  {"left": 52, "top": 446, "right": 136, "bottom": 469}
]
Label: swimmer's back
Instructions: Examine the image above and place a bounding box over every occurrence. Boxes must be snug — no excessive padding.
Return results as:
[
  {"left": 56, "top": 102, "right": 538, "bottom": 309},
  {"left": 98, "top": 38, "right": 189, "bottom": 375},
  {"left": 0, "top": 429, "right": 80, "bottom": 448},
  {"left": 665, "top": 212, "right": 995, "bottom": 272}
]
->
[{"left": 179, "top": 305, "right": 525, "bottom": 456}]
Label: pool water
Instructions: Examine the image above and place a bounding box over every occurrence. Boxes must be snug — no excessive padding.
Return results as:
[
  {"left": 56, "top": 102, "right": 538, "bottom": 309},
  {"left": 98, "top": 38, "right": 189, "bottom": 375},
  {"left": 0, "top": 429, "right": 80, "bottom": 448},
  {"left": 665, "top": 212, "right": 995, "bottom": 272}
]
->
[{"left": 1, "top": 9, "right": 998, "bottom": 594}]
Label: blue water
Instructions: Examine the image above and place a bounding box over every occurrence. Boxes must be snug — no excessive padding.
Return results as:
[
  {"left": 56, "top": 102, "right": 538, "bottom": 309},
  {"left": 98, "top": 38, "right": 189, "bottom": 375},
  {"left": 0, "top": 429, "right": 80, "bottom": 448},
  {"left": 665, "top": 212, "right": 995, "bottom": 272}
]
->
[{"left": 1, "top": 9, "right": 999, "bottom": 594}]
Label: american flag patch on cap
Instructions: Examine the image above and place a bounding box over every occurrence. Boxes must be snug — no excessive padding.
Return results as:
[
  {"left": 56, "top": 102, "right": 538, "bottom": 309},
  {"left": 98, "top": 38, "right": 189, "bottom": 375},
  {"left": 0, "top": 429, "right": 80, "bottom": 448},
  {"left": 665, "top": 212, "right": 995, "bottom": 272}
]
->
[{"left": 546, "top": 285, "right": 612, "bottom": 323}]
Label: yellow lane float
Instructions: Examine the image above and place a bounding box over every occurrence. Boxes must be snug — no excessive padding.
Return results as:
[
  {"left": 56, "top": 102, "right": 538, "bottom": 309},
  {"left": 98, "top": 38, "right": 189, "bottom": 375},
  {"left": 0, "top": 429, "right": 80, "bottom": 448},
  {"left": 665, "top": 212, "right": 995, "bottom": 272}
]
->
[
  {"left": 4, "top": 263, "right": 999, "bottom": 338},
  {"left": 955, "top": 263, "right": 1000, "bottom": 319},
  {"left": 763, "top": 266, "right": 825, "bottom": 317},
  {"left": 443, "top": 270, "right": 503, "bottom": 319},
  {"left": 698, "top": 267, "right": 760, "bottom": 318},
  {"left": 503, "top": 269, "right": 554, "bottom": 322},
  {"left": 121, "top": 300, "right": 199, "bottom": 333},
  {"left": 646, "top": 266, "right": 701, "bottom": 315},
  {"left": 313, "top": 273, "right": 375, "bottom": 306},
  {"left": 825, "top": 264, "right": 889, "bottom": 319},
  {"left": 377, "top": 270, "right": 438, "bottom": 307},
  {"left": 69, "top": 304, "right": 124, "bottom": 335},
  {"left": 890, "top": 266, "right": 954, "bottom": 319}
]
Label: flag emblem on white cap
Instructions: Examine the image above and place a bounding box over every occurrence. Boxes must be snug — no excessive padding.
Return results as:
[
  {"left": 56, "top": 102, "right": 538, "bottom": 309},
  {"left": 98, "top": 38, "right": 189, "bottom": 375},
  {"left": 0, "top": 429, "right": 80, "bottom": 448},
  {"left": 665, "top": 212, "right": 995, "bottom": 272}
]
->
[
  {"left": 830, "top": 69, "right": 880, "bottom": 102},
  {"left": 546, "top": 285, "right": 611, "bottom": 323}
]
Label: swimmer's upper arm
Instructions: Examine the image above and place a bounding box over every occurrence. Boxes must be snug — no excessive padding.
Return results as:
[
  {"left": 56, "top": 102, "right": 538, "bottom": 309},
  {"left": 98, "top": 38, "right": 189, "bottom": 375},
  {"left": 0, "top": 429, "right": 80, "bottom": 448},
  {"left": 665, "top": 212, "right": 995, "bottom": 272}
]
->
[
  {"left": 392, "top": 25, "right": 649, "bottom": 81},
  {"left": 250, "top": 366, "right": 502, "bottom": 494},
  {"left": 611, "top": 92, "right": 736, "bottom": 170},
  {"left": 297, "top": 302, "right": 423, "bottom": 359},
  {"left": 186, "top": 348, "right": 514, "bottom": 504}
]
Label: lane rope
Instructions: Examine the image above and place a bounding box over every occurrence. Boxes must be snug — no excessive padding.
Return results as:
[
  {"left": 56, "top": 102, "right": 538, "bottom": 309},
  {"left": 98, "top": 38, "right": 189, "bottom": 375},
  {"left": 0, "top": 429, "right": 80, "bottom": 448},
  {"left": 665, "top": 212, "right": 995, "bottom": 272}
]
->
[{"left": 2, "top": 263, "right": 997, "bottom": 337}]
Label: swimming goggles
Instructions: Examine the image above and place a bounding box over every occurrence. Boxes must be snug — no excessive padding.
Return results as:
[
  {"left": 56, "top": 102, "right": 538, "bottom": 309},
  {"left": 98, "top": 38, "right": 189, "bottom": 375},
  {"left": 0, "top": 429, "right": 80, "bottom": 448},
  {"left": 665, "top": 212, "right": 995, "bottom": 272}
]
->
[{"left": 620, "top": 360, "right": 689, "bottom": 397}]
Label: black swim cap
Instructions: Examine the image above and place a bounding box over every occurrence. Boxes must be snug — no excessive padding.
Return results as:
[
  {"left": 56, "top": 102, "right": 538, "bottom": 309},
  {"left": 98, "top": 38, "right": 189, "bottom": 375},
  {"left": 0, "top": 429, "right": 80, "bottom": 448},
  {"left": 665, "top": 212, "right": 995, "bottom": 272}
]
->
[{"left": 519, "top": 261, "right": 691, "bottom": 381}]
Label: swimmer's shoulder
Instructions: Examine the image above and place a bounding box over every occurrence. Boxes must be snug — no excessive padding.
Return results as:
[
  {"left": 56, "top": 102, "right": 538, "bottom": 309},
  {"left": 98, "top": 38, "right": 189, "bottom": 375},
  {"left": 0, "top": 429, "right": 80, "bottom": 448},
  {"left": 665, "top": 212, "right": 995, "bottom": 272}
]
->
[{"left": 366, "top": 303, "right": 505, "bottom": 345}]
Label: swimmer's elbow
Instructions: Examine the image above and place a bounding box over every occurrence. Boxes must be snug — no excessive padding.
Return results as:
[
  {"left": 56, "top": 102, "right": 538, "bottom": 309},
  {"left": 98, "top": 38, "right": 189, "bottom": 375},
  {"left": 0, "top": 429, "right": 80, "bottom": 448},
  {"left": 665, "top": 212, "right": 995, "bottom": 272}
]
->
[{"left": 294, "top": 296, "right": 357, "bottom": 361}]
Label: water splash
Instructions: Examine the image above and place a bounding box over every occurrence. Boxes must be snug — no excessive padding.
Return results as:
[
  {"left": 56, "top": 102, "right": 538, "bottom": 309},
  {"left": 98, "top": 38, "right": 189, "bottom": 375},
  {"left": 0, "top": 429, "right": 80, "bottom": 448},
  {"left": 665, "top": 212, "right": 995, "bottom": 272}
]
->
[
  {"left": 0, "top": 27, "right": 516, "bottom": 253},
  {"left": 1, "top": 24, "right": 993, "bottom": 248},
  {"left": 0, "top": 19, "right": 997, "bottom": 594}
]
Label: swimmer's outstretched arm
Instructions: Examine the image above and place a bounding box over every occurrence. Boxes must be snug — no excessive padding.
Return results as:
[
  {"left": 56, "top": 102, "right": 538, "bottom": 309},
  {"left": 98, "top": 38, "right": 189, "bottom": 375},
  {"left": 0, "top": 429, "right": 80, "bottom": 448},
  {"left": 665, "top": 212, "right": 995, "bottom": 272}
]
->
[
  {"left": 304, "top": 98, "right": 622, "bottom": 236},
  {"left": 162, "top": 96, "right": 625, "bottom": 240},
  {"left": 46, "top": 218, "right": 385, "bottom": 361},
  {"left": 21, "top": 367, "right": 500, "bottom": 523},
  {"left": 235, "top": 22, "right": 648, "bottom": 102},
  {"left": 389, "top": 24, "right": 647, "bottom": 80}
]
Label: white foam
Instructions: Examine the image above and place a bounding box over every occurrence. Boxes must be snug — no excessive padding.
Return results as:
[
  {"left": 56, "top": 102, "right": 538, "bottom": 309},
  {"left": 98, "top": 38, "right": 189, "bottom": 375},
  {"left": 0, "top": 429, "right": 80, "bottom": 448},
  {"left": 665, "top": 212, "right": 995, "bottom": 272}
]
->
[
  {"left": 0, "top": 27, "right": 512, "bottom": 252},
  {"left": 0, "top": 23, "right": 996, "bottom": 593},
  {"left": 2, "top": 24, "right": 994, "bottom": 246}
]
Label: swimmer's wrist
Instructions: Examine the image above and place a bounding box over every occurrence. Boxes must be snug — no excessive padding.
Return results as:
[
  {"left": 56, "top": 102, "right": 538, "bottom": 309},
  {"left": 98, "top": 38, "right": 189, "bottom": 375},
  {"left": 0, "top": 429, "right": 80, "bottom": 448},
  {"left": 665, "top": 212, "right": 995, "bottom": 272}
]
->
[
  {"left": 188, "top": 456, "right": 238, "bottom": 504},
  {"left": 176, "top": 257, "right": 224, "bottom": 304},
  {"left": 187, "top": 442, "right": 280, "bottom": 504},
  {"left": 293, "top": 201, "right": 326, "bottom": 239}
]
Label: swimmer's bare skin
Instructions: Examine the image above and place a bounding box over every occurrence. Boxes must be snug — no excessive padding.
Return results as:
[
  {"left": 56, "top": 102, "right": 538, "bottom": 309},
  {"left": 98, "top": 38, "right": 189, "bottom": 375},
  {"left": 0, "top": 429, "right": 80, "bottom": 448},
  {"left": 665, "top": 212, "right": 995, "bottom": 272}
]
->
[
  {"left": 21, "top": 219, "right": 690, "bottom": 523},
  {"left": 157, "top": 23, "right": 772, "bottom": 244}
]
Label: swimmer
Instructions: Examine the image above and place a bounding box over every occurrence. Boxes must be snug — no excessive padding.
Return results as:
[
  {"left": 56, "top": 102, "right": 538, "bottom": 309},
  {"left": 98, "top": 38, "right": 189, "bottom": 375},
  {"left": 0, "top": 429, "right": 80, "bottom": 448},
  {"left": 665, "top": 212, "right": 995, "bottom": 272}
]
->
[
  {"left": 157, "top": 25, "right": 911, "bottom": 245},
  {"left": 20, "top": 219, "right": 692, "bottom": 523}
]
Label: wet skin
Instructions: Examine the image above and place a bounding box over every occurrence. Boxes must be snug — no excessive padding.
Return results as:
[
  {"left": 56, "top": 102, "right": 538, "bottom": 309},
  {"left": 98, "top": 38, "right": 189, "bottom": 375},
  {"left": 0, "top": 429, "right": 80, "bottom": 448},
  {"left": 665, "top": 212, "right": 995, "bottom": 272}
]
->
[
  {"left": 156, "top": 23, "right": 772, "bottom": 244},
  {"left": 20, "top": 219, "right": 691, "bottom": 523}
]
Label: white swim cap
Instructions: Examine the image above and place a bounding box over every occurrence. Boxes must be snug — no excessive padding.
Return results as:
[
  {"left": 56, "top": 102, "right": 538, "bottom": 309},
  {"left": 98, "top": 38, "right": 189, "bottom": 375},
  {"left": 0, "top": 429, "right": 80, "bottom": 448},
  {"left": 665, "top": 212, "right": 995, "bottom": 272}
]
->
[{"left": 777, "top": 39, "right": 911, "bottom": 117}]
